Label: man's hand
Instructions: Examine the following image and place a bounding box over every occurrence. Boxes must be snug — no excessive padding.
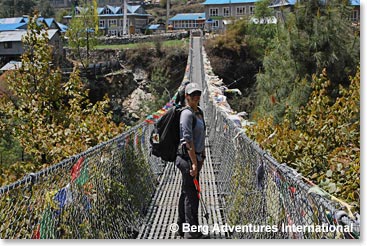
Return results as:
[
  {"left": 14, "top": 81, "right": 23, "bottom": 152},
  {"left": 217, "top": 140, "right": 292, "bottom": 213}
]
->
[{"left": 190, "top": 164, "right": 198, "bottom": 178}]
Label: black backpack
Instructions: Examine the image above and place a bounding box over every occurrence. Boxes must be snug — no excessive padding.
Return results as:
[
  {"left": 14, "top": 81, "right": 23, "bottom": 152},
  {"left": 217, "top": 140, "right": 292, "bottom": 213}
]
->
[
  {"left": 174, "top": 81, "right": 190, "bottom": 107},
  {"left": 150, "top": 106, "right": 202, "bottom": 162},
  {"left": 174, "top": 87, "right": 186, "bottom": 107}
]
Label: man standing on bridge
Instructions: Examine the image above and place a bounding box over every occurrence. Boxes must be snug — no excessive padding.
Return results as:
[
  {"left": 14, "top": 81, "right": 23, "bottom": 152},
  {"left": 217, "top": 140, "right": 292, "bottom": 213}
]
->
[{"left": 175, "top": 83, "right": 209, "bottom": 239}]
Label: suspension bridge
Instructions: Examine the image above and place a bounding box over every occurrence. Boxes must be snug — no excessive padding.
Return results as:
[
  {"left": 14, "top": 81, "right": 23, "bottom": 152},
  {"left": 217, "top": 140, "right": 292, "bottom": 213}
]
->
[{"left": 0, "top": 31, "right": 360, "bottom": 239}]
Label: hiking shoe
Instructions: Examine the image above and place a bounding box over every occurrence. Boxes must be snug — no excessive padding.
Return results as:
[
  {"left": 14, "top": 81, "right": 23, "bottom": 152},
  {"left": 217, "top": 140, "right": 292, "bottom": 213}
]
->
[
  {"left": 185, "top": 232, "right": 210, "bottom": 239},
  {"left": 174, "top": 231, "right": 184, "bottom": 239},
  {"left": 197, "top": 233, "right": 210, "bottom": 239}
]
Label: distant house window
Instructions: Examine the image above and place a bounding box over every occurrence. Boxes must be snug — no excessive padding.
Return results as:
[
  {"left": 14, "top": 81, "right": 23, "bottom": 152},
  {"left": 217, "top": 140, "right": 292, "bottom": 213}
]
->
[
  {"left": 4, "top": 42, "right": 12, "bottom": 49},
  {"left": 213, "top": 20, "right": 219, "bottom": 28},
  {"left": 103, "top": 8, "right": 113, "bottom": 15},
  {"left": 209, "top": 8, "right": 219, "bottom": 17},
  {"left": 351, "top": 9, "right": 359, "bottom": 22},
  {"left": 236, "top": 6, "right": 246, "bottom": 16},
  {"left": 109, "top": 19, "right": 117, "bottom": 28},
  {"left": 99, "top": 20, "right": 105, "bottom": 28},
  {"left": 108, "top": 30, "right": 117, "bottom": 36},
  {"left": 223, "top": 7, "right": 230, "bottom": 17},
  {"left": 191, "top": 20, "right": 196, "bottom": 28},
  {"left": 249, "top": 6, "right": 255, "bottom": 15}
]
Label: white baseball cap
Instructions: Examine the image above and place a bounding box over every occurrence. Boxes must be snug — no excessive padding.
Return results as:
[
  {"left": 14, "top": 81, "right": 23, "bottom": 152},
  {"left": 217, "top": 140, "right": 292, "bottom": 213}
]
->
[{"left": 185, "top": 83, "right": 202, "bottom": 95}]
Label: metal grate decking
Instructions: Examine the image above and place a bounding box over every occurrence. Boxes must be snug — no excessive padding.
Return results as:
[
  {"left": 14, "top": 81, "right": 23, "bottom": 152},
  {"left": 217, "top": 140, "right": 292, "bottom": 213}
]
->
[{"left": 137, "top": 138, "right": 228, "bottom": 239}]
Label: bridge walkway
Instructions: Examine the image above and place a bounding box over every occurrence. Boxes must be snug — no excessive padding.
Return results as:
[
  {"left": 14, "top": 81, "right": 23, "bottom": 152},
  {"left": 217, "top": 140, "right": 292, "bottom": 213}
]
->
[{"left": 137, "top": 36, "right": 227, "bottom": 239}]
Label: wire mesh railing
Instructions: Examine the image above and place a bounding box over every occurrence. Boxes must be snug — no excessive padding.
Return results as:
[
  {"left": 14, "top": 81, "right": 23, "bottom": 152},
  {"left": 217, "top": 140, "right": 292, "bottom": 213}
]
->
[
  {"left": 0, "top": 123, "right": 165, "bottom": 238},
  {"left": 200, "top": 42, "right": 360, "bottom": 239}
]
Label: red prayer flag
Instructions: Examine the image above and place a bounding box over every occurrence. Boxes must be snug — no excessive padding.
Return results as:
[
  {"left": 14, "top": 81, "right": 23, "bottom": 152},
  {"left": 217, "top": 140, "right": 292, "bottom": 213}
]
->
[
  {"left": 71, "top": 157, "right": 84, "bottom": 182},
  {"left": 32, "top": 224, "right": 40, "bottom": 239},
  {"left": 145, "top": 119, "right": 154, "bottom": 124}
]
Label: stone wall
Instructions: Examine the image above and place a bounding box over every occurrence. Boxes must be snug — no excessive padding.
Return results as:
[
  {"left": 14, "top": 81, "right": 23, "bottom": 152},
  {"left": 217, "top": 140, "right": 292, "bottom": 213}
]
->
[{"left": 97, "top": 31, "right": 189, "bottom": 46}]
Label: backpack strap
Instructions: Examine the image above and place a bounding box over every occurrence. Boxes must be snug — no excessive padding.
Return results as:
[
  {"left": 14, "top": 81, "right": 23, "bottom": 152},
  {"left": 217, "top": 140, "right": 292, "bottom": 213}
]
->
[
  {"left": 195, "top": 106, "right": 206, "bottom": 131},
  {"left": 181, "top": 106, "right": 196, "bottom": 128},
  {"left": 182, "top": 106, "right": 205, "bottom": 130}
]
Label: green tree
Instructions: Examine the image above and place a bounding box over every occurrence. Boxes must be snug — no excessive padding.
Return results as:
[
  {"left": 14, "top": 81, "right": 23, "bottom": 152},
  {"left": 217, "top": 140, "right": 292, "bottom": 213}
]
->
[
  {"left": 0, "top": 131, "right": 25, "bottom": 166},
  {"left": 66, "top": 0, "right": 99, "bottom": 69},
  {"left": 253, "top": 0, "right": 359, "bottom": 122},
  {"left": 140, "top": 66, "right": 171, "bottom": 115},
  {"left": 253, "top": 25, "right": 305, "bottom": 123},
  {"left": 0, "top": 15, "right": 123, "bottom": 184},
  {"left": 246, "top": 0, "right": 277, "bottom": 58},
  {"left": 290, "top": 0, "right": 359, "bottom": 85}
]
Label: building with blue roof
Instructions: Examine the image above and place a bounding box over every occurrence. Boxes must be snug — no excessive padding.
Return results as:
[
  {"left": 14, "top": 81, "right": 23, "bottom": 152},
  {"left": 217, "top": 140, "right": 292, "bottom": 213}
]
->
[
  {"left": 0, "top": 17, "right": 67, "bottom": 33},
  {"left": 46, "top": 0, "right": 146, "bottom": 9},
  {"left": 63, "top": 4, "right": 152, "bottom": 36},
  {"left": 44, "top": 18, "right": 57, "bottom": 28},
  {"left": 349, "top": 0, "right": 360, "bottom": 22},
  {"left": 56, "top": 23, "right": 69, "bottom": 33},
  {"left": 169, "top": 13, "right": 206, "bottom": 30},
  {"left": 147, "top": 23, "right": 166, "bottom": 33},
  {"left": 201, "top": 0, "right": 360, "bottom": 31},
  {"left": 202, "top": 0, "right": 260, "bottom": 31},
  {"left": 0, "top": 23, "right": 27, "bottom": 32},
  {"left": 349, "top": 0, "right": 360, "bottom": 5},
  {"left": 0, "top": 29, "right": 62, "bottom": 58}
]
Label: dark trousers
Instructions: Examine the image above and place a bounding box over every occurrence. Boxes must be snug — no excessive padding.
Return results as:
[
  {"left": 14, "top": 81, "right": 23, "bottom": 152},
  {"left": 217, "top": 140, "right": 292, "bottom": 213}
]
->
[{"left": 175, "top": 155, "right": 200, "bottom": 238}]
